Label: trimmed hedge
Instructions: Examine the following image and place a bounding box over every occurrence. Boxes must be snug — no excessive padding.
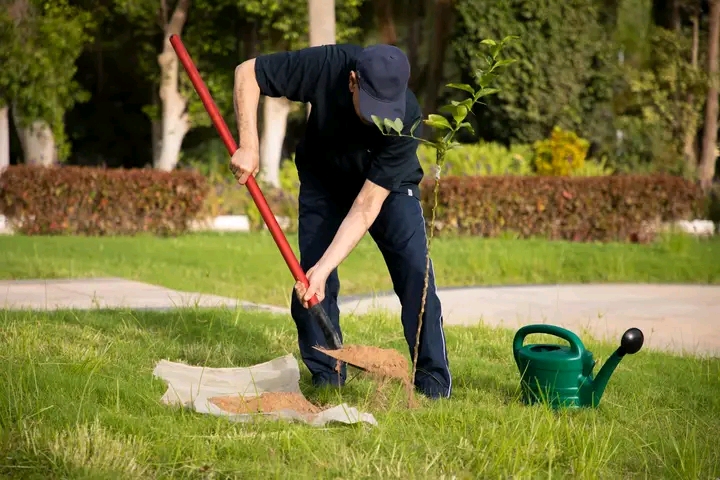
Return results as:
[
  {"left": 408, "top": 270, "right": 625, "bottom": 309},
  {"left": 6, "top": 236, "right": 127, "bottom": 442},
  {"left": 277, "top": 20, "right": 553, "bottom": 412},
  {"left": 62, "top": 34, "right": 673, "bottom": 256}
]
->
[
  {"left": 0, "top": 165, "right": 209, "bottom": 236},
  {"left": 0, "top": 165, "right": 706, "bottom": 242},
  {"left": 419, "top": 174, "right": 706, "bottom": 242}
]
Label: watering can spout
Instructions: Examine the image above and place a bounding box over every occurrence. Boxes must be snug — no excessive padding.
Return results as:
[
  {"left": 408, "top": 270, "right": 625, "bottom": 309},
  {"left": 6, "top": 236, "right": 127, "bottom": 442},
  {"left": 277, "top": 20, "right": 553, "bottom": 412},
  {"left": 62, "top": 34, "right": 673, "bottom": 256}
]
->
[{"left": 587, "top": 328, "right": 644, "bottom": 406}]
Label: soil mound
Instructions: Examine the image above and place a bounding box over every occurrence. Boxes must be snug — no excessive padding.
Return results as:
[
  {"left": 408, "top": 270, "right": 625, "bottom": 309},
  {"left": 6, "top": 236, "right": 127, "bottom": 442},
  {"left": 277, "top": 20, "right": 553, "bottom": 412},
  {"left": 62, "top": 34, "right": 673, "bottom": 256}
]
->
[
  {"left": 314, "top": 345, "right": 409, "bottom": 379},
  {"left": 314, "top": 344, "right": 417, "bottom": 408},
  {"left": 209, "top": 392, "right": 321, "bottom": 416}
]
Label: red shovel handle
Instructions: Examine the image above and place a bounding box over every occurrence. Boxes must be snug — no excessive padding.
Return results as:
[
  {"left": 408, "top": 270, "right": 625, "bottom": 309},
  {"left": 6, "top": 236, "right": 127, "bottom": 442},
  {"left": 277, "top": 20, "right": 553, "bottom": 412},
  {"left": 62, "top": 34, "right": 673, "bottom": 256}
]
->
[{"left": 169, "top": 34, "right": 318, "bottom": 307}]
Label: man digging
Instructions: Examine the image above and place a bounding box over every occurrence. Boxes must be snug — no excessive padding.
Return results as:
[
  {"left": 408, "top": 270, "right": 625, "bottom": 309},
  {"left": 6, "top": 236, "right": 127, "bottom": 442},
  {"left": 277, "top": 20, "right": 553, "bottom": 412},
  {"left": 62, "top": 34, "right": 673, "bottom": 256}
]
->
[{"left": 230, "top": 43, "right": 452, "bottom": 400}]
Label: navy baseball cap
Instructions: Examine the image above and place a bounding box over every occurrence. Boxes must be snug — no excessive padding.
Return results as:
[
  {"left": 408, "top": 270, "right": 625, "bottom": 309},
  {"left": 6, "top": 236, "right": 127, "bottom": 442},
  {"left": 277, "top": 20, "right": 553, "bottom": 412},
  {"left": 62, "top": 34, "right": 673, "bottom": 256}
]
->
[{"left": 355, "top": 44, "right": 410, "bottom": 124}]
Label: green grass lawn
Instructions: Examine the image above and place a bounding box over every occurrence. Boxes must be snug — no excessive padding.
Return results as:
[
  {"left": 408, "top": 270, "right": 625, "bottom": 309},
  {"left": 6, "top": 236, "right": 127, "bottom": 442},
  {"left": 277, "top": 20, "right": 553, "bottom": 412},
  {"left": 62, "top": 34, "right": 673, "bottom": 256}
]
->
[
  {"left": 1, "top": 308, "right": 718, "bottom": 478},
  {"left": 1, "top": 232, "right": 719, "bottom": 306}
]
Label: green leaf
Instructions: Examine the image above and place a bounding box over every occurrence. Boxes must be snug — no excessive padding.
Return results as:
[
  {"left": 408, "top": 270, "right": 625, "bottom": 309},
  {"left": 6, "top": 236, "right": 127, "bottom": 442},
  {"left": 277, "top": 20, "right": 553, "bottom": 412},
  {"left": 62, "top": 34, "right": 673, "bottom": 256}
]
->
[
  {"left": 458, "top": 122, "right": 475, "bottom": 135},
  {"left": 476, "top": 72, "right": 498, "bottom": 88},
  {"left": 451, "top": 98, "right": 475, "bottom": 111},
  {"left": 446, "top": 83, "right": 476, "bottom": 95},
  {"left": 392, "top": 118, "right": 404, "bottom": 134},
  {"left": 480, "top": 39, "right": 497, "bottom": 46},
  {"left": 440, "top": 104, "right": 469, "bottom": 125},
  {"left": 424, "top": 114, "right": 452, "bottom": 131},
  {"left": 491, "top": 58, "right": 517, "bottom": 71},
  {"left": 371, "top": 115, "right": 385, "bottom": 133},
  {"left": 476, "top": 88, "right": 500, "bottom": 98},
  {"left": 383, "top": 117, "right": 395, "bottom": 133}
]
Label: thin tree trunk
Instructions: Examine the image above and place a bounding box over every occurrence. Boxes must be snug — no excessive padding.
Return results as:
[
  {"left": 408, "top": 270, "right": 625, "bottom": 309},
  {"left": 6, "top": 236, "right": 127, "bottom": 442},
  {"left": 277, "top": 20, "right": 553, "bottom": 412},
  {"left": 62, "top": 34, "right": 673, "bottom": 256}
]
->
[
  {"left": 151, "top": 87, "right": 162, "bottom": 167},
  {"left": 407, "top": 2, "right": 424, "bottom": 93},
  {"left": 683, "top": 13, "right": 700, "bottom": 171},
  {"left": 424, "top": 0, "right": 454, "bottom": 124},
  {"left": 374, "top": 0, "right": 397, "bottom": 44},
  {"left": 671, "top": 0, "right": 681, "bottom": 31},
  {"left": 0, "top": 106, "right": 9, "bottom": 172},
  {"left": 700, "top": 0, "right": 720, "bottom": 190},
  {"left": 155, "top": 0, "right": 191, "bottom": 171}
]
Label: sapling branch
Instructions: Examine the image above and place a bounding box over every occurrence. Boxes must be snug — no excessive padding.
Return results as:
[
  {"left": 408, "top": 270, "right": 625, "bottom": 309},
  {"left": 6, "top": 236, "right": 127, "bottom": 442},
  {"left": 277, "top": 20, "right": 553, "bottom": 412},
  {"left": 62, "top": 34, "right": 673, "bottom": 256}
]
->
[{"left": 371, "top": 35, "right": 518, "bottom": 392}]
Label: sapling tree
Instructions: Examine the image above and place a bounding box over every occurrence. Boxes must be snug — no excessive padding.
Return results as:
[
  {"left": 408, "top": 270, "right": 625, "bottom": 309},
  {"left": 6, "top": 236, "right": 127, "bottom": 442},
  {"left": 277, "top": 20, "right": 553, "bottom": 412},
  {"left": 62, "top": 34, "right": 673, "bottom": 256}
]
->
[{"left": 371, "top": 35, "right": 518, "bottom": 388}]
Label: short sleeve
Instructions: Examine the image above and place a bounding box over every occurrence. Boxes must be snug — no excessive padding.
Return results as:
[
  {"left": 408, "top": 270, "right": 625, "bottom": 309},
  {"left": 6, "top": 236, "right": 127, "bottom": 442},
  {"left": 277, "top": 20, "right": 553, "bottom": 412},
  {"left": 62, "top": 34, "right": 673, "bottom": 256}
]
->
[
  {"left": 254, "top": 45, "right": 329, "bottom": 103},
  {"left": 366, "top": 112, "right": 424, "bottom": 191}
]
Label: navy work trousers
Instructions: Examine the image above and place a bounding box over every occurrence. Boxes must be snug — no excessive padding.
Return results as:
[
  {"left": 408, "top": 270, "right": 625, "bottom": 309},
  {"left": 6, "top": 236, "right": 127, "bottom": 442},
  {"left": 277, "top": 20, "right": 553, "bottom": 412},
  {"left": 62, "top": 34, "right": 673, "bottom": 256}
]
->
[{"left": 289, "top": 170, "right": 452, "bottom": 399}]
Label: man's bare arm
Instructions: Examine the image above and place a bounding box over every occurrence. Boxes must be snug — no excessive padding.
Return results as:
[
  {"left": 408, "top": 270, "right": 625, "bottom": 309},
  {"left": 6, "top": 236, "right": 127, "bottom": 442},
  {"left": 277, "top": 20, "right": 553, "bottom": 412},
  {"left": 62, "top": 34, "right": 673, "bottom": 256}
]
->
[
  {"left": 233, "top": 59, "right": 260, "bottom": 151},
  {"left": 314, "top": 180, "right": 391, "bottom": 274}
]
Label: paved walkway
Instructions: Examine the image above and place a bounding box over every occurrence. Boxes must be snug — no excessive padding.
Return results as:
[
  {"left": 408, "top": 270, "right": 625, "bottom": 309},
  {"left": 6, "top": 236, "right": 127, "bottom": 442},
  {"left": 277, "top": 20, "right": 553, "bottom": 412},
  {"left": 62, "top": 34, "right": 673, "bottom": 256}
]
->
[
  {"left": 0, "top": 278, "right": 287, "bottom": 314},
  {"left": 339, "top": 284, "right": 720, "bottom": 357},
  {"left": 1, "top": 278, "right": 718, "bottom": 357}
]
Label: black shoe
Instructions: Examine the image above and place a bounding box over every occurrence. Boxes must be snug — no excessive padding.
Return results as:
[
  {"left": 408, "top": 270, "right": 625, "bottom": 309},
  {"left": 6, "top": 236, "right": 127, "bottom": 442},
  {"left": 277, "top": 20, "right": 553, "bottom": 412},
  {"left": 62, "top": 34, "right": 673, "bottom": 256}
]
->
[{"left": 312, "top": 374, "right": 345, "bottom": 389}]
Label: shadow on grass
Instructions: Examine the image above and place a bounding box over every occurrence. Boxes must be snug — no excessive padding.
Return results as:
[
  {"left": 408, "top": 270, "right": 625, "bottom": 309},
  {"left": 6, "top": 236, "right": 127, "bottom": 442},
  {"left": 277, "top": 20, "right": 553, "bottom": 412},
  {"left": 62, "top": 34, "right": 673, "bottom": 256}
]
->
[
  {"left": 6, "top": 307, "right": 290, "bottom": 367},
  {"left": 2, "top": 307, "right": 389, "bottom": 408}
]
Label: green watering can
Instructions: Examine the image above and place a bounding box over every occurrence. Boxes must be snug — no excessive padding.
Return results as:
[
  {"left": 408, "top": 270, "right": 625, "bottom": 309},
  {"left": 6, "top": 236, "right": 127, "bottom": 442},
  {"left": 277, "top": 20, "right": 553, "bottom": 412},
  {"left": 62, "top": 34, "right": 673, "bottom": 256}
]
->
[{"left": 512, "top": 324, "right": 644, "bottom": 408}]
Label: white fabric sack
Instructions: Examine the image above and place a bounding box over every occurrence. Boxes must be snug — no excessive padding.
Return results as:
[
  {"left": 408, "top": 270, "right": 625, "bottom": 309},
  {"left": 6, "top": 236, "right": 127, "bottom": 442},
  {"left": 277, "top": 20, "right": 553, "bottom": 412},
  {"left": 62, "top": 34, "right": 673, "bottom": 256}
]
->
[{"left": 152, "top": 353, "right": 378, "bottom": 427}]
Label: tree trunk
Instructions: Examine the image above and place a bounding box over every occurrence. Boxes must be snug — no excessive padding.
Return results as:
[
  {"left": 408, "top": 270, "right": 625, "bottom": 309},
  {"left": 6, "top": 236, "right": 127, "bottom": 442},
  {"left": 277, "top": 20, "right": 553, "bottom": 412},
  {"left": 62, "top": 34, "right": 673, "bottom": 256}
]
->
[
  {"left": 154, "top": 0, "right": 191, "bottom": 172},
  {"left": 374, "top": 0, "right": 397, "bottom": 44},
  {"left": 683, "top": 13, "right": 700, "bottom": 171},
  {"left": 150, "top": 87, "right": 162, "bottom": 168},
  {"left": 259, "top": 97, "right": 291, "bottom": 186},
  {"left": 12, "top": 106, "right": 56, "bottom": 166},
  {"left": 308, "top": 0, "right": 336, "bottom": 47},
  {"left": 0, "top": 106, "right": 9, "bottom": 172},
  {"left": 305, "top": 0, "right": 336, "bottom": 119},
  {"left": 407, "top": 2, "right": 424, "bottom": 93},
  {"left": 671, "top": 0, "right": 681, "bottom": 31},
  {"left": 424, "top": 0, "right": 454, "bottom": 124},
  {"left": 700, "top": 0, "right": 720, "bottom": 190}
]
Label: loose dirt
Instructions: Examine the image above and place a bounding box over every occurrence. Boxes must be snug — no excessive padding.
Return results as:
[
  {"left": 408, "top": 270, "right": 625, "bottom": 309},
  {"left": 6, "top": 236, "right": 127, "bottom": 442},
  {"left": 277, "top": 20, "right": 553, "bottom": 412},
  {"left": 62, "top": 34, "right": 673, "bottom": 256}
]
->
[
  {"left": 314, "top": 344, "right": 418, "bottom": 408},
  {"left": 209, "top": 392, "right": 321, "bottom": 416}
]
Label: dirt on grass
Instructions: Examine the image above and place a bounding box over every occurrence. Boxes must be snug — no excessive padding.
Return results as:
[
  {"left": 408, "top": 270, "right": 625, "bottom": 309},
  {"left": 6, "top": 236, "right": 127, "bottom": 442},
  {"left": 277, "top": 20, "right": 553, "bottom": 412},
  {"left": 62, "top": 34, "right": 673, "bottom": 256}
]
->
[
  {"left": 209, "top": 392, "right": 321, "bottom": 416},
  {"left": 314, "top": 344, "right": 417, "bottom": 408}
]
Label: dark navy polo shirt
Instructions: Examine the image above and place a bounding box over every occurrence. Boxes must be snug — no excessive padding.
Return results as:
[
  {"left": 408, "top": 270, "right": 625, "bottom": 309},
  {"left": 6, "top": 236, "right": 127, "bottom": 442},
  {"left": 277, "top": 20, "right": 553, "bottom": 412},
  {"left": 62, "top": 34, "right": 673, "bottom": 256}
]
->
[{"left": 253, "top": 44, "right": 424, "bottom": 201}]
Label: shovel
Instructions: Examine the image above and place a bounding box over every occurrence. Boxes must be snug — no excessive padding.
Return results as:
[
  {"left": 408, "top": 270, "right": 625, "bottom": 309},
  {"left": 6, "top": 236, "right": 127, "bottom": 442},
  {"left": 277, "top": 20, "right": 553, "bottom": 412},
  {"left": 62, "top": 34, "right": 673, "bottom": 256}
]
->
[{"left": 168, "top": 34, "right": 342, "bottom": 350}]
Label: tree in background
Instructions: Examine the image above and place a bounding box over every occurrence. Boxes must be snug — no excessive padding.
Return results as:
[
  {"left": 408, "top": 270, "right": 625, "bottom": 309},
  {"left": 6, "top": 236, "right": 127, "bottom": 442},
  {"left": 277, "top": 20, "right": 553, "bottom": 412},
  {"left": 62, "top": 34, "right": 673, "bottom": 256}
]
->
[
  {"left": 700, "top": 0, "right": 720, "bottom": 190},
  {"left": 113, "top": 0, "right": 194, "bottom": 172},
  {"left": 452, "top": 0, "right": 613, "bottom": 147},
  {"left": 254, "top": 0, "right": 361, "bottom": 187},
  {"left": 0, "top": 0, "right": 94, "bottom": 167}
]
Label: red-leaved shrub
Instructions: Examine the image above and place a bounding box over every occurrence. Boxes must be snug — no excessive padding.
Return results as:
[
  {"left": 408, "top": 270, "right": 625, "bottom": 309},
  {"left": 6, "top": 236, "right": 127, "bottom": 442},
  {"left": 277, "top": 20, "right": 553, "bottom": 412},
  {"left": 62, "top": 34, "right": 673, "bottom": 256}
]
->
[
  {"left": 419, "top": 174, "right": 705, "bottom": 242},
  {"left": 0, "top": 165, "right": 209, "bottom": 236}
]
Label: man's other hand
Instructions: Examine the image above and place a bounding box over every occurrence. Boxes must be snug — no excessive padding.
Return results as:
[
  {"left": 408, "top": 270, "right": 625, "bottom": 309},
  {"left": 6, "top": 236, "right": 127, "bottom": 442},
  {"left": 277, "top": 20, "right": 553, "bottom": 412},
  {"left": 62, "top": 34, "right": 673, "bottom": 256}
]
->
[{"left": 230, "top": 146, "right": 259, "bottom": 185}]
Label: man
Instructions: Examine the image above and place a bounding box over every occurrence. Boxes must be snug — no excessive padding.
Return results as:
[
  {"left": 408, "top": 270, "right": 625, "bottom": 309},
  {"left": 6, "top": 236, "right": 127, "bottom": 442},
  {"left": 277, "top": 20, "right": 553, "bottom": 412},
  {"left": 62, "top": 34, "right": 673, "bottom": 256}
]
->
[{"left": 230, "top": 43, "right": 451, "bottom": 399}]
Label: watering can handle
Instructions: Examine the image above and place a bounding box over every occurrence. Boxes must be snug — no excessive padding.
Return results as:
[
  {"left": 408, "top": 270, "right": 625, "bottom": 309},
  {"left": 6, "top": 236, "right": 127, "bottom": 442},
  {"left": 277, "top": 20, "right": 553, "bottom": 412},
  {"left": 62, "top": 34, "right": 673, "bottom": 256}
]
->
[{"left": 512, "top": 324, "right": 585, "bottom": 364}]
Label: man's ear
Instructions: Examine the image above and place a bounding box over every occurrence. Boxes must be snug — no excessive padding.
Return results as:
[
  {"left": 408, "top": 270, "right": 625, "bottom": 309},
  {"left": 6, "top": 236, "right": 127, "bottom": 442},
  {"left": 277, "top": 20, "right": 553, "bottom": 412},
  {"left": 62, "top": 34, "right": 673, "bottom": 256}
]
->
[{"left": 348, "top": 71, "right": 357, "bottom": 92}]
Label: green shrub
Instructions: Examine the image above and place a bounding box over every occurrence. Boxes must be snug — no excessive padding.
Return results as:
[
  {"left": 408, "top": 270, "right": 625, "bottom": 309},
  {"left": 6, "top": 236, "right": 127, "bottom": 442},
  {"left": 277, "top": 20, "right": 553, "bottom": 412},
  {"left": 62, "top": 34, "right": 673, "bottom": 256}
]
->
[
  {"left": 419, "top": 174, "right": 705, "bottom": 243},
  {"left": 417, "top": 141, "right": 534, "bottom": 176},
  {"left": 532, "top": 126, "right": 590, "bottom": 176},
  {"left": 0, "top": 165, "right": 208, "bottom": 236}
]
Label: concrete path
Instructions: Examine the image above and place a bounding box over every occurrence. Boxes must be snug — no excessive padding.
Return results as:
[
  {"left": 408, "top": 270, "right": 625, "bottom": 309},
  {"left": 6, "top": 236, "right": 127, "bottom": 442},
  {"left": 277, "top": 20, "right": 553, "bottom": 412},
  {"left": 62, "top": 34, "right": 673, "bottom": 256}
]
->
[
  {"left": 1, "top": 278, "right": 718, "bottom": 357},
  {"left": 338, "top": 284, "right": 720, "bottom": 357},
  {"left": 0, "top": 278, "right": 287, "bottom": 314}
]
